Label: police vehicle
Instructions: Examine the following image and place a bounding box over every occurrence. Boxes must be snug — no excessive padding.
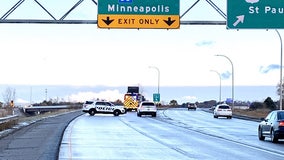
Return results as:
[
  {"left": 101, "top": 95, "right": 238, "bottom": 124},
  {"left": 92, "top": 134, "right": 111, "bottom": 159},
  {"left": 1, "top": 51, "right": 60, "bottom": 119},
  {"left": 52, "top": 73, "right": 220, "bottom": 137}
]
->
[{"left": 82, "top": 100, "right": 126, "bottom": 116}]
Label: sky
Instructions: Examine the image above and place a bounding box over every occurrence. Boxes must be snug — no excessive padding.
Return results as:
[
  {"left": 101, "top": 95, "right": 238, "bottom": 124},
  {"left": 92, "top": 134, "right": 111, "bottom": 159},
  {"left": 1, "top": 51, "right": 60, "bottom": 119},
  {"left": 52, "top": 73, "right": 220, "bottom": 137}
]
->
[{"left": 0, "top": 0, "right": 283, "bottom": 104}]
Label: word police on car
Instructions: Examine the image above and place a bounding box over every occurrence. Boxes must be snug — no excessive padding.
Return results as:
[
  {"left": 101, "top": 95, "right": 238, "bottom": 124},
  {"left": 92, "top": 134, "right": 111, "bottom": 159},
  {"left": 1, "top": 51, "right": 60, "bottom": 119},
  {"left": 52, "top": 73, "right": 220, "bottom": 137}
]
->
[{"left": 82, "top": 100, "right": 126, "bottom": 116}]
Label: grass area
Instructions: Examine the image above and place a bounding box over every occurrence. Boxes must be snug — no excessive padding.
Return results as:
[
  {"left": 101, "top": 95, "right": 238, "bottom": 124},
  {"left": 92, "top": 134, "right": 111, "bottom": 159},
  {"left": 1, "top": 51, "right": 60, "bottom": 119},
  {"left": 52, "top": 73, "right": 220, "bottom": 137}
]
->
[
  {"left": 233, "top": 108, "right": 271, "bottom": 119},
  {"left": 0, "top": 119, "right": 18, "bottom": 132},
  {"left": 17, "top": 109, "right": 74, "bottom": 123},
  {"left": 0, "top": 109, "right": 78, "bottom": 132},
  {"left": 0, "top": 108, "right": 13, "bottom": 117}
]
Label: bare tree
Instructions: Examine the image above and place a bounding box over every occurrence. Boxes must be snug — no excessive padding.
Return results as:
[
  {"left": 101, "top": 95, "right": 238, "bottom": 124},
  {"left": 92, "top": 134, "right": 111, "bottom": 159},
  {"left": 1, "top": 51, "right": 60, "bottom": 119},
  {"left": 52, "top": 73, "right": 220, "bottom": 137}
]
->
[
  {"left": 169, "top": 99, "right": 178, "bottom": 106},
  {"left": 2, "top": 87, "right": 16, "bottom": 107}
]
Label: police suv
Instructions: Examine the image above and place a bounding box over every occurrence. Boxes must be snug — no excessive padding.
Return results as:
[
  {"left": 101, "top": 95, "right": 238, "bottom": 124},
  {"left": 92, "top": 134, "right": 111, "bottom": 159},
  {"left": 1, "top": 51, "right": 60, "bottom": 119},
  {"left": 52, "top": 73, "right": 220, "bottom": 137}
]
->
[{"left": 82, "top": 100, "right": 126, "bottom": 116}]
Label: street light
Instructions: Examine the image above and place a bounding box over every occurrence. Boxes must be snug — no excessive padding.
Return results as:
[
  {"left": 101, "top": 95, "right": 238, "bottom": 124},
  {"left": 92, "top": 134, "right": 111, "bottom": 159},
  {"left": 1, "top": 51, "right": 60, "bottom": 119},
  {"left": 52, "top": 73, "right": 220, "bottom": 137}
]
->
[
  {"left": 210, "top": 70, "right": 222, "bottom": 103},
  {"left": 149, "top": 66, "right": 160, "bottom": 95},
  {"left": 276, "top": 29, "right": 283, "bottom": 110},
  {"left": 215, "top": 54, "right": 234, "bottom": 109}
]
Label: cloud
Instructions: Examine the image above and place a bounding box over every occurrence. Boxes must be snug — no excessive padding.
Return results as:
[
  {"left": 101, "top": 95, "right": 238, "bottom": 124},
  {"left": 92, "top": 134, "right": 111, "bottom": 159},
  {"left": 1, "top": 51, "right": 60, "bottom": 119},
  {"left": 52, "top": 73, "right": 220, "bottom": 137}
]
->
[
  {"left": 259, "top": 64, "right": 280, "bottom": 74},
  {"left": 15, "top": 98, "right": 30, "bottom": 105},
  {"left": 66, "top": 90, "right": 124, "bottom": 102},
  {"left": 195, "top": 40, "right": 214, "bottom": 47},
  {"left": 221, "top": 71, "right": 231, "bottom": 80},
  {"left": 182, "top": 96, "right": 197, "bottom": 101}
]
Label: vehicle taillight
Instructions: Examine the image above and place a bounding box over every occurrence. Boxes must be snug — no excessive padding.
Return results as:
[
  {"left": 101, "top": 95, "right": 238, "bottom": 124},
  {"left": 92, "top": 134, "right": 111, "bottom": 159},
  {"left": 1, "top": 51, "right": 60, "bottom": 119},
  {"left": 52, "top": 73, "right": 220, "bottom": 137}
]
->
[{"left": 279, "top": 121, "right": 284, "bottom": 126}]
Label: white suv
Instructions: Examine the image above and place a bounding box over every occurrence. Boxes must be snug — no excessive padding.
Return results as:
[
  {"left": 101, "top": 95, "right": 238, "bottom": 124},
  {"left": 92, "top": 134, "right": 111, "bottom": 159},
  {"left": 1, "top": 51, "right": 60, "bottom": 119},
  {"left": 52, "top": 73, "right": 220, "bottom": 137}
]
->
[
  {"left": 213, "top": 104, "right": 232, "bottom": 119},
  {"left": 82, "top": 100, "right": 126, "bottom": 116},
  {"left": 137, "top": 101, "right": 157, "bottom": 117}
]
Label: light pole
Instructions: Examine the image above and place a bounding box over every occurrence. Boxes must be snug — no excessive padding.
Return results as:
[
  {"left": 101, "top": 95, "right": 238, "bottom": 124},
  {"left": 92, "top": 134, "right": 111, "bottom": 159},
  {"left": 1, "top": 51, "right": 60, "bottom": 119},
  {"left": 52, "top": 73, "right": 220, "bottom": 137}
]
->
[
  {"left": 45, "top": 88, "right": 48, "bottom": 101},
  {"left": 276, "top": 29, "right": 283, "bottom": 110},
  {"left": 210, "top": 70, "right": 222, "bottom": 103},
  {"left": 215, "top": 54, "right": 234, "bottom": 109},
  {"left": 149, "top": 66, "right": 160, "bottom": 95}
]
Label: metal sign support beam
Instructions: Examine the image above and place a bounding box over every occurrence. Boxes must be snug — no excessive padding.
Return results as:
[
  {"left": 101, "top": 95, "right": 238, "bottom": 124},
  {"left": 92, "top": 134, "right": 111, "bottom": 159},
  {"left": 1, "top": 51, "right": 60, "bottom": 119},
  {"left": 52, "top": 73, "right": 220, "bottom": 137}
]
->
[{"left": 0, "top": 0, "right": 226, "bottom": 25}]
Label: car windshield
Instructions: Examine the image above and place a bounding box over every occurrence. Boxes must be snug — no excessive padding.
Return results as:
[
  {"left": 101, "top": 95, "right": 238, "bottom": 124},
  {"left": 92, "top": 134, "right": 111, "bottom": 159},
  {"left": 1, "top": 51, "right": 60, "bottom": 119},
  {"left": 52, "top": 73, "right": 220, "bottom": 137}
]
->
[
  {"left": 85, "top": 101, "right": 93, "bottom": 104},
  {"left": 142, "top": 102, "right": 155, "bottom": 106},
  {"left": 219, "top": 105, "right": 230, "bottom": 109},
  {"left": 106, "top": 102, "right": 114, "bottom": 106}
]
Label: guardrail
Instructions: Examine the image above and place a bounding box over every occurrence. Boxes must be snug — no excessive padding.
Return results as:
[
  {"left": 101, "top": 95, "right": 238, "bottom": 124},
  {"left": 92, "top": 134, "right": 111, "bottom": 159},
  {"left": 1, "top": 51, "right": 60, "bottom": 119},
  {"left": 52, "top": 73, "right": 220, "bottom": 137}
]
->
[
  {"left": 23, "top": 105, "right": 72, "bottom": 114},
  {"left": 0, "top": 115, "right": 18, "bottom": 123},
  {"left": 0, "top": 115, "right": 19, "bottom": 132}
]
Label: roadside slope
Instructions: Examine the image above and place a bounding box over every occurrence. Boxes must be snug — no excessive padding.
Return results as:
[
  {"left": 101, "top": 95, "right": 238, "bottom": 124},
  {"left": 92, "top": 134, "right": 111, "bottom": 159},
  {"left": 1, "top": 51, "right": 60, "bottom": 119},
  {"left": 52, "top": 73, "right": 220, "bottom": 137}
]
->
[{"left": 0, "top": 110, "right": 83, "bottom": 160}]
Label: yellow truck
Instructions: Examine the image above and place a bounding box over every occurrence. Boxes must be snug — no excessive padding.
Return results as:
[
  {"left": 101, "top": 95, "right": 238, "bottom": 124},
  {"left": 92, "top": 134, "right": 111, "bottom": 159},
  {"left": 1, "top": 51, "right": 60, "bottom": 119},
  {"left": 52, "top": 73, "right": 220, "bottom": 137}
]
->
[{"left": 123, "top": 86, "right": 144, "bottom": 111}]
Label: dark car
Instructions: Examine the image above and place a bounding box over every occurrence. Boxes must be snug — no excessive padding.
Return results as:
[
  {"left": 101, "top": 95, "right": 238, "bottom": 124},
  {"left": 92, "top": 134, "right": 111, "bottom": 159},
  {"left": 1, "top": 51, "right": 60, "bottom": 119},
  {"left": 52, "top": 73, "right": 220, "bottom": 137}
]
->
[
  {"left": 258, "top": 110, "right": 284, "bottom": 143},
  {"left": 187, "top": 103, "right": 197, "bottom": 110}
]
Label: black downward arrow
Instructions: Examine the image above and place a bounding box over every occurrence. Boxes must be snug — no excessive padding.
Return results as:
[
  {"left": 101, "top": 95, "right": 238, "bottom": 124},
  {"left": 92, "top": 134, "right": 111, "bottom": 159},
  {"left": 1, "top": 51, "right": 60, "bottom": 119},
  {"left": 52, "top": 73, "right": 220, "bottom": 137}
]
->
[
  {"left": 102, "top": 17, "right": 114, "bottom": 25},
  {"left": 163, "top": 17, "right": 176, "bottom": 26}
]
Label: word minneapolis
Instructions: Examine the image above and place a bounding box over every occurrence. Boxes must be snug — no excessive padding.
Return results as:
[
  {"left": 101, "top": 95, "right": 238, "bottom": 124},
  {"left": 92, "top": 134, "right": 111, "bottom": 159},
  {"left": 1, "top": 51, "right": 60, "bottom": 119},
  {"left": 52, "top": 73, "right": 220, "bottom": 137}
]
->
[{"left": 108, "top": 4, "right": 170, "bottom": 14}]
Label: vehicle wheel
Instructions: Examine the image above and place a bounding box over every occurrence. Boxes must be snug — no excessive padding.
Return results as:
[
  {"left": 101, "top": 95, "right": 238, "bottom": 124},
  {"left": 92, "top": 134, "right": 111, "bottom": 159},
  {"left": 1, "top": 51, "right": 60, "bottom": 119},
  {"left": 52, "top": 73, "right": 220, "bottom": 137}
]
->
[
  {"left": 152, "top": 113, "right": 157, "bottom": 117},
  {"left": 214, "top": 115, "right": 218, "bottom": 118},
  {"left": 258, "top": 127, "right": 265, "bottom": 141},
  {"left": 137, "top": 112, "right": 141, "bottom": 117},
  {"left": 89, "top": 109, "right": 96, "bottom": 116},
  {"left": 271, "top": 129, "right": 278, "bottom": 143},
  {"left": 113, "top": 110, "right": 120, "bottom": 116}
]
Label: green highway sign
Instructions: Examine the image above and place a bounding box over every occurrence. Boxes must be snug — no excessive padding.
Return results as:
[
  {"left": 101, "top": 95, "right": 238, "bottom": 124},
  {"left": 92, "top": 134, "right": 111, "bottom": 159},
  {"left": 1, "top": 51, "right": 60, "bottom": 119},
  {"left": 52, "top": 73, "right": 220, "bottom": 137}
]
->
[
  {"left": 98, "top": 0, "right": 179, "bottom": 15},
  {"left": 153, "top": 93, "right": 160, "bottom": 102},
  {"left": 227, "top": 0, "right": 284, "bottom": 29},
  {"left": 98, "top": 0, "right": 180, "bottom": 29}
]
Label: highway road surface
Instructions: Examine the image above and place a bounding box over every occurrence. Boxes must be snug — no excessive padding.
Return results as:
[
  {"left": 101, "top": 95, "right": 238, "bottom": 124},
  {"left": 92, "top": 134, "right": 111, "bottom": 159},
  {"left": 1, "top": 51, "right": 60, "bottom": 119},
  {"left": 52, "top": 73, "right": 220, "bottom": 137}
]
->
[{"left": 59, "top": 108, "right": 284, "bottom": 160}]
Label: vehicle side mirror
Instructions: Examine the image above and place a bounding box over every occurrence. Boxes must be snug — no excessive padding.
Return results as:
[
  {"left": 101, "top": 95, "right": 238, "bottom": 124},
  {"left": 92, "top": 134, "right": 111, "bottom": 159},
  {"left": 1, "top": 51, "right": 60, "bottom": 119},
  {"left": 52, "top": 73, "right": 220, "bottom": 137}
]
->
[{"left": 260, "top": 118, "right": 265, "bottom": 121}]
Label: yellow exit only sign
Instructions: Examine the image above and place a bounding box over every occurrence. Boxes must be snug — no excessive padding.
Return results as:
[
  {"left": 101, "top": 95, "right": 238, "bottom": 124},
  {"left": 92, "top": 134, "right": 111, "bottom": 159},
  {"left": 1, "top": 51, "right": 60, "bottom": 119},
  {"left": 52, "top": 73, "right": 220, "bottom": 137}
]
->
[{"left": 98, "top": 15, "right": 179, "bottom": 29}]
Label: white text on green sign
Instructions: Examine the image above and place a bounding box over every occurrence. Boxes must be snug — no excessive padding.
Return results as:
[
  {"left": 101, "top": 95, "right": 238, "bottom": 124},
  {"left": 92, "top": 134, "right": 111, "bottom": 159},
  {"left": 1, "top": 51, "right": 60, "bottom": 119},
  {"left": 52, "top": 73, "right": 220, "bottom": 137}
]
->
[
  {"left": 98, "top": 0, "right": 179, "bottom": 15},
  {"left": 227, "top": 0, "right": 284, "bottom": 29}
]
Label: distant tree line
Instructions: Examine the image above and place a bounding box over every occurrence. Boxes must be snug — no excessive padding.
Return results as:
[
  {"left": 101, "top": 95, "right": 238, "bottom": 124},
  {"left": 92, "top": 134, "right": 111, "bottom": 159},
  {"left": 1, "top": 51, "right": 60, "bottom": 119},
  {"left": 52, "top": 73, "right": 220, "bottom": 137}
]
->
[
  {"left": 249, "top": 97, "right": 277, "bottom": 110},
  {"left": 166, "top": 82, "right": 284, "bottom": 110},
  {"left": 168, "top": 96, "right": 278, "bottom": 111},
  {"left": 1, "top": 82, "right": 283, "bottom": 111},
  {"left": 33, "top": 98, "right": 82, "bottom": 106}
]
